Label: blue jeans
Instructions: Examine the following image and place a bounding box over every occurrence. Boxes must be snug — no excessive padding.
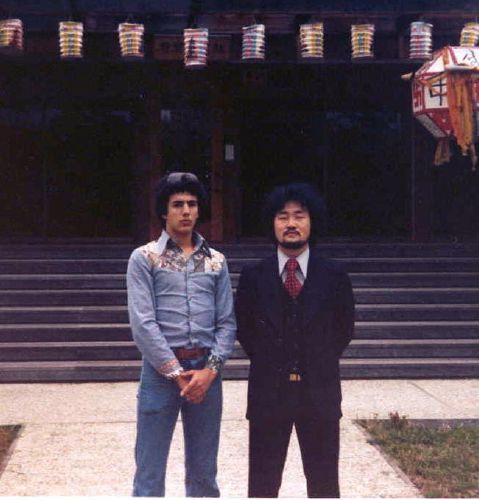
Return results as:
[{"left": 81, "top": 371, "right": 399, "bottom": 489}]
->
[{"left": 133, "top": 357, "right": 222, "bottom": 497}]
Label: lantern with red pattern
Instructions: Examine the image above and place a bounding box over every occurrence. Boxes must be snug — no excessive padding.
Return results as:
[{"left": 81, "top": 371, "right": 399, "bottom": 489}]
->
[{"left": 410, "top": 46, "right": 479, "bottom": 167}]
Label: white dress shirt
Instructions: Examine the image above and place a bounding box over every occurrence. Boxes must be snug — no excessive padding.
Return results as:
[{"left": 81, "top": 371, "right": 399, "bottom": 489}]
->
[{"left": 277, "top": 246, "right": 309, "bottom": 285}]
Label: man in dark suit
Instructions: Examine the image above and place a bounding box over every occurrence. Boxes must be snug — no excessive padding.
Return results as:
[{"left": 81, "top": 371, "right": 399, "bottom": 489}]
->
[{"left": 235, "top": 182, "right": 354, "bottom": 498}]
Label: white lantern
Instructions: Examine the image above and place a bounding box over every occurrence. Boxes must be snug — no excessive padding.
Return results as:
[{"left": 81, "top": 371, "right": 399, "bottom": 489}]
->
[
  {"left": 184, "top": 28, "right": 208, "bottom": 67},
  {"left": 242, "top": 24, "right": 265, "bottom": 61},
  {"left": 409, "top": 22, "right": 433, "bottom": 60}
]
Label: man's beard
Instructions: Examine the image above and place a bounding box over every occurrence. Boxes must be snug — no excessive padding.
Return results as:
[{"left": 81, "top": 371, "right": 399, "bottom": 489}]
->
[{"left": 279, "top": 239, "right": 308, "bottom": 250}]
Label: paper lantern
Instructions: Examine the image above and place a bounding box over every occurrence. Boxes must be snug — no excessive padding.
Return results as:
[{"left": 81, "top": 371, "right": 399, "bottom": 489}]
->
[
  {"left": 351, "top": 24, "right": 374, "bottom": 59},
  {"left": 184, "top": 28, "right": 208, "bottom": 67},
  {"left": 0, "top": 19, "right": 23, "bottom": 51},
  {"left": 410, "top": 22, "right": 433, "bottom": 60},
  {"left": 242, "top": 24, "right": 265, "bottom": 61},
  {"left": 299, "top": 23, "right": 324, "bottom": 59},
  {"left": 119, "top": 23, "right": 144, "bottom": 58},
  {"left": 460, "top": 23, "right": 479, "bottom": 48},
  {"left": 410, "top": 46, "right": 479, "bottom": 167},
  {"left": 59, "top": 21, "right": 83, "bottom": 58}
]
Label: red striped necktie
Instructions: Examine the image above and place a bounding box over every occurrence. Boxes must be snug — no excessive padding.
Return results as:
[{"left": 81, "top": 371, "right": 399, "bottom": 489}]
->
[{"left": 284, "top": 258, "right": 302, "bottom": 298}]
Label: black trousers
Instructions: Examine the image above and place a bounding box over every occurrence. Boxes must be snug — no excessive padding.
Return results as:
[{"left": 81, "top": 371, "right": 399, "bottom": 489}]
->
[{"left": 248, "top": 384, "right": 340, "bottom": 498}]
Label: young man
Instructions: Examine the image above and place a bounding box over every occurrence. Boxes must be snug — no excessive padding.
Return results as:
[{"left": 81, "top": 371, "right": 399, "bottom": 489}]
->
[
  {"left": 127, "top": 172, "right": 236, "bottom": 497},
  {"left": 235, "top": 182, "right": 354, "bottom": 498}
]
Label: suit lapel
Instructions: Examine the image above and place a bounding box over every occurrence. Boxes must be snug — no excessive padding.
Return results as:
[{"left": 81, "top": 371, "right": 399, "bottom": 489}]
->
[
  {"left": 299, "top": 252, "right": 330, "bottom": 327},
  {"left": 259, "top": 255, "right": 284, "bottom": 332}
]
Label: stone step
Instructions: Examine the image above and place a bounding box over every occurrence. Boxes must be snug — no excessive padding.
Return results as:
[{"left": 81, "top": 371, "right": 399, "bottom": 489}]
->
[
  {"left": 353, "top": 288, "right": 479, "bottom": 304},
  {"left": 2, "top": 257, "right": 479, "bottom": 275},
  {"left": 1, "top": 357, "right": 479, "bottom": 382},
  {"left": 348, "top": 273, "right": 479, "bottom": 288},
  {"left": 227, "top": 258, "right": 479, "bottom": 274},
  {"left": 2, "top": 287, "right": 479, "bottom": 306},
  {"left": 1, "top": 304, "right": 479, "bottom": 323},
  {"left": 0, "top": 321, "right": 478, "bottom": 343},
  {"left": 1, "top": 339, "right": 478, "bottom": 362},
  {"left": 2, "top": 272, "right": 479, "bottom": 290},
  {"left": 0, "top": 274, "right": 126, "bottom": 289},
  {"left": 1, "top": 242, "right": 479, "bottom": 259}
]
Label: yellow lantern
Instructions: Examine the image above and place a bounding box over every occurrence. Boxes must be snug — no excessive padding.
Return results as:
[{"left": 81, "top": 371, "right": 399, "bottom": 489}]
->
[
  {"left": 299, "top": 23, "right": 324, "bottom": 59},
  {"left": 460, "top": 23, "right": 479, "bottom": 47},
  {"left": 0, "top": 19, "right": 23, "bottom": 51},
  {"left": 59, "top": 21, "right": 83, "bottom": 58},
  {"left": 351, "top": 24, "right": 375, "bottom": 59},
  {"left": 119, "top": 23, "right": 144, "bottom": 58}
]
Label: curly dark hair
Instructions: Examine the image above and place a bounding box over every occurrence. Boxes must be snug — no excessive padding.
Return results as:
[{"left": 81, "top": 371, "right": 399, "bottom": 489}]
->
[
  {"left": 262, "top": 182, "right": 327, "bottom": 244},
  {"left": 154, "top": 172, "right": 209, "bottom": 226}
]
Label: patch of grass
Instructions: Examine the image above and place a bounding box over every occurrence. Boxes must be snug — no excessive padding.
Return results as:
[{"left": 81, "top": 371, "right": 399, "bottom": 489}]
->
[
  {"left": 359, "top": 413, "right": 479, "bottom": 498},
  {"left": 0, "top": 425, "right": 20, "bottom": 475}
]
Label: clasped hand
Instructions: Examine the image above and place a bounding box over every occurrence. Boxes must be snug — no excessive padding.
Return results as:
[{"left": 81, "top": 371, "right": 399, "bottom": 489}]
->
[{"left": 176, "top": 368, "right": 217, "bottom": 404}]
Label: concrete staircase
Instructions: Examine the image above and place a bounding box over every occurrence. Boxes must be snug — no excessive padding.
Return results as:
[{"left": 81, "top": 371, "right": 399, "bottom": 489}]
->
[{"left": 0, "top": 242, "right": 478, "bottom": 382}]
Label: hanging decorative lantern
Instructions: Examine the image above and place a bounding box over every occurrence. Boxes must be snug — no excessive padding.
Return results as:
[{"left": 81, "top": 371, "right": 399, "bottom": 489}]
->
[
  {"left": 59, "top": 21, "right": 83, "bottom": 58},
  {"left": 299, "top": 23, "right": 324, "bottom": 59},
  {"left": 409, "top": 22, "right": 433, "bottom": 60},
  {"left": 407, "top": 46, "right": 479, "bottom": 169},
  {"left": 184, "top": 28, "right": 208, "bottom": 67},
  {"left": 351, "top": 24, "right": 375, "bottom": 59},
  {"left": 0, "top": 19, "right": 23, "bottom": 51},
  {"left": 118, "top": 23, "right": 144, "bottom": 58},
  {"left": 460, "top": 23, "right": 479, "bottom": 47},
  {"left": 242, "top": 24, "right": 265, "bottom": 61}
]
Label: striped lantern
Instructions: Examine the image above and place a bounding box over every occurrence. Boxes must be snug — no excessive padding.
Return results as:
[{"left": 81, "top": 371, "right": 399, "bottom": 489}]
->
[
  {"left": 0, "top": 19, "right": 23, "bottom": 51},
  {"left": 409, "top": 22, "right": 433, "bottom": 60},
  {"left": 460, "top": 23, "right": 479, "bottom": 47},
  {"left": 351, "top": 24, "right": 375, "bottom": 59},
  {"left": 242, "top": 24, "right": 265, "bottom": 61},
  {"left": 59, "top": 21, "right": 83, "bottom": 58},
  {"left": 299, "top": 23, "right": 324, "bottom": 59},
  {"left": 184, "top": 28, "right": 208, "bottom": 67},
  {"left": 118, "top": 23, "right": 144, "bottom": 58}
]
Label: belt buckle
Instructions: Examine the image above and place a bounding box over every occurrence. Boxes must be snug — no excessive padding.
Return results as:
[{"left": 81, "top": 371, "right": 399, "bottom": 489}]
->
[{"left": 289, "top": 373, "right": 301, "bottom": 382}]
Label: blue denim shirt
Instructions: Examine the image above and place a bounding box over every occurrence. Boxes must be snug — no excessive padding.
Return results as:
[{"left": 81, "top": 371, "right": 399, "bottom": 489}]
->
[{"left": 127, "top": 231, "right": 237, "bottom": 378}]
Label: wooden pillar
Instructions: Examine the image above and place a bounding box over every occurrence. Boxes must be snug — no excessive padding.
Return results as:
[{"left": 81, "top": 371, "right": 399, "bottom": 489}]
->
[
  {"left": 130, "top": 78, "right": 164, "bottom": 243},
  {"left": 210, "top": 106, "right": 224, "bottom": 242},
  {"left": 147, "top": 87, "right": 164, "bottom": 241}
]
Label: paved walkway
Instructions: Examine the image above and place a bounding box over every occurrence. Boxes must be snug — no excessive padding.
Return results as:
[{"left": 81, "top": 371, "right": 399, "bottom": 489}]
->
[{"left": 0, "top": 379, "right": 478, "bottom": 497}]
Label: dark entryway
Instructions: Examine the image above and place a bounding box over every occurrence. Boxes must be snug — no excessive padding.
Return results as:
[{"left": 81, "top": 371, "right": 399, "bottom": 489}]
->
[
  {"left": 239, "top": 107, "right": 410, "bottom": 238},
  {"left": 0, "top": 107, "right": 132, "bottom": 238}
]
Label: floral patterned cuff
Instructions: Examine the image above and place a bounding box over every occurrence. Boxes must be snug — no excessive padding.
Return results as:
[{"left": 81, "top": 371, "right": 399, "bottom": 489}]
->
[
  {"left": 205, "top": 354, "right": 223, "bottom": 373},
  {"left": 159, "top": 358, "right": 184, "bottom": 379}
]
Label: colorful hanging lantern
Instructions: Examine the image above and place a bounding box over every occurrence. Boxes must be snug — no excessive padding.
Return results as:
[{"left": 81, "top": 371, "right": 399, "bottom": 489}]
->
[
  {"left": 59, "top": 21, "right": 83, "bottom": 58},
  {"left": 351, "top": 24, "right": 375, "bottom": 59},
  {"left": 460, "top": 23, "right": 479, "bottom": 47},
  {"left": 299, "top": 23, "right": 324, "bottom": 59},
  {"left": 0, "top": 19, "right": 23, "bottom": 51},
  {"left": 184, "top": 28, "right": 208, "bottom": 67},
  {"left": 242, "top": 24, "right": 265, "bottom": 61},
  {"left": 408, "top": 46, "right": 479, "bottom": 168},
  {"left": 409, "top": 22, "right": 433, "bottom": 60},
  {"left": 118, "top": 23, "right": 144, "bottom": 58}
]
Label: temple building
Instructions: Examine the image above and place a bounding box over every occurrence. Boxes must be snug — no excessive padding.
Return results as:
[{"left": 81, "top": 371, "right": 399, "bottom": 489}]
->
[{"left": 0, "top": 0, "right": 478, "bottom": 243}]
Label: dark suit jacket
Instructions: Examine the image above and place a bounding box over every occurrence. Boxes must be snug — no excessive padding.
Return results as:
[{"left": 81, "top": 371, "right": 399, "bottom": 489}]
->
[{"left": 235, "top": 250, "right": 354, "bottom": 421}]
